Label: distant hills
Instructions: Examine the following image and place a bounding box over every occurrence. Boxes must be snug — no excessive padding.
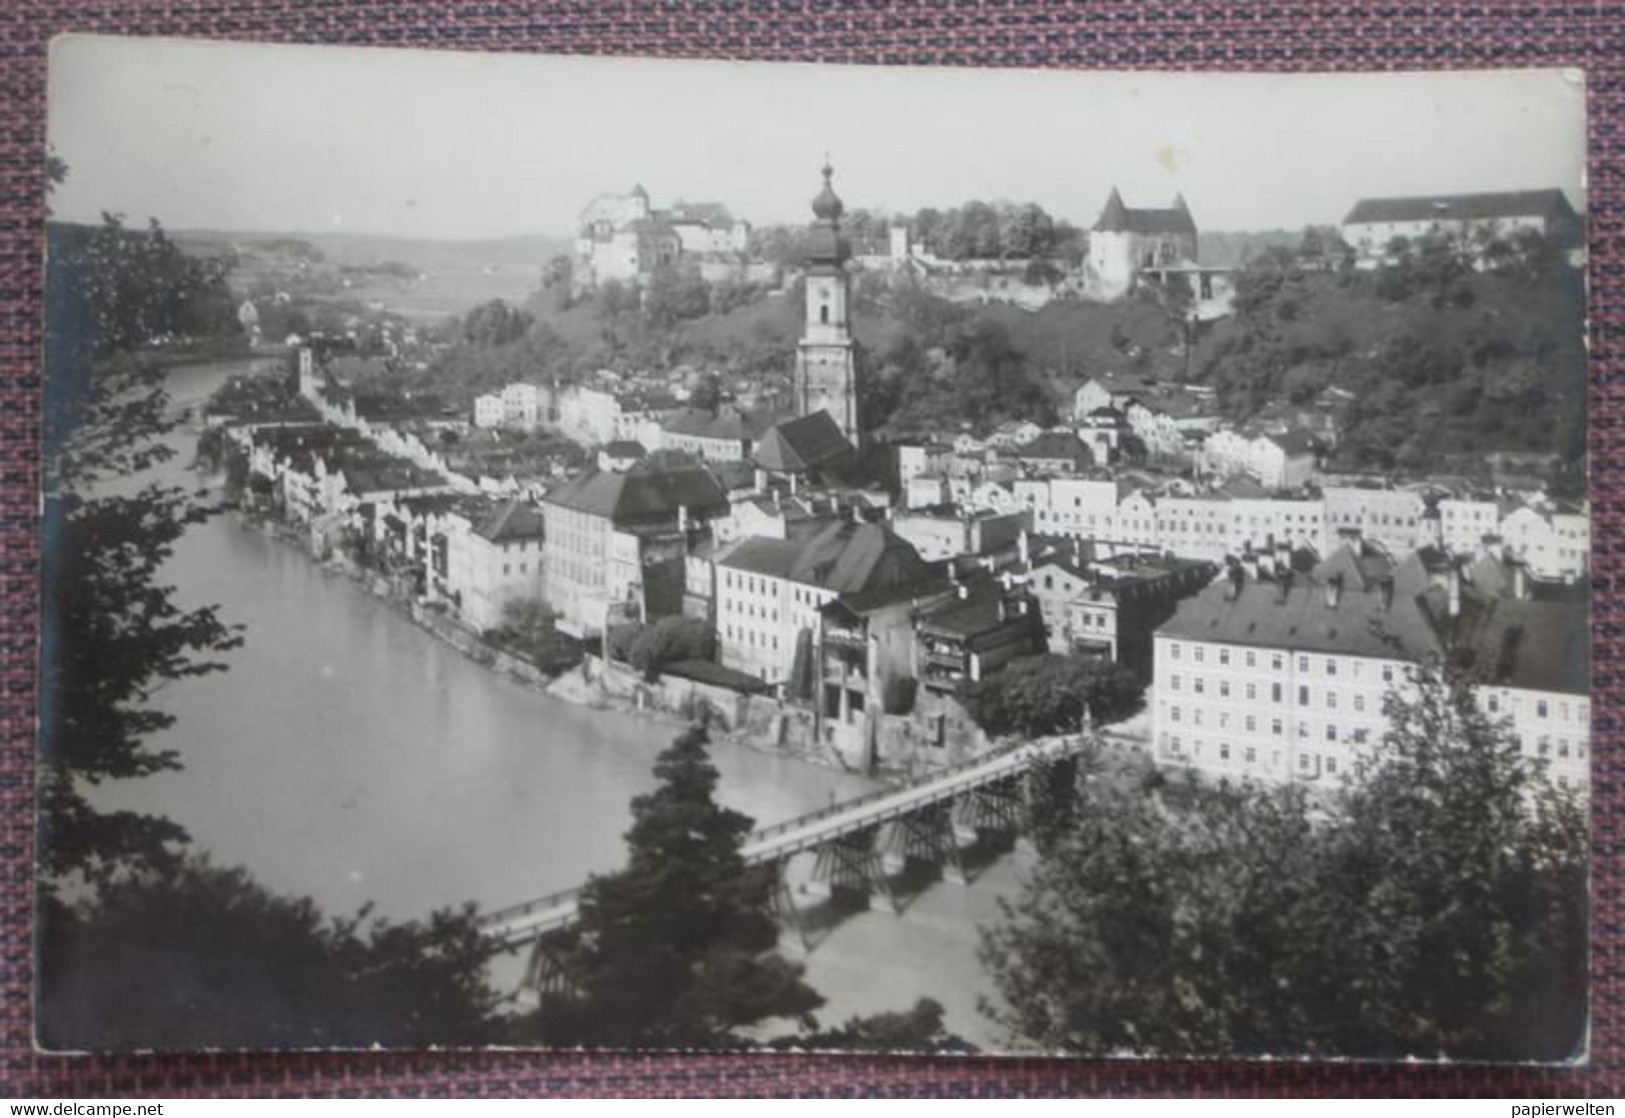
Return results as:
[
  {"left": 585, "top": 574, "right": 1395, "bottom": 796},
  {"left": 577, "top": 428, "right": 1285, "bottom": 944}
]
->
[{"left": 167, "top": 228, "right": 574, "bottom": 273}]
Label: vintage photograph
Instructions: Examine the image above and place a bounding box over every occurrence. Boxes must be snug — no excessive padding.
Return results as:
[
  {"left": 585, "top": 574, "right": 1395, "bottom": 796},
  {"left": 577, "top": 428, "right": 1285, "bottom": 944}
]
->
[{"left": 37, "top": 37, "right": 1590, "bottom": 1060}]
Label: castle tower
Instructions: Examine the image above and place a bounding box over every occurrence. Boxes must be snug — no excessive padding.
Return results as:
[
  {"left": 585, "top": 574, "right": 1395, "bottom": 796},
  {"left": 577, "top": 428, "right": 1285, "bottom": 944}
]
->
[{"left": 795, "top": 161, "right": 860, "bottom": 445}]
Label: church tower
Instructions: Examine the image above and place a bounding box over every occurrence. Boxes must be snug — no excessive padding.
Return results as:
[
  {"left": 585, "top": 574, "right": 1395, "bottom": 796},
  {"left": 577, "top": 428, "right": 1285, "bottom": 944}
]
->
[{"left": 795, "top": 161, "right": 860, "bottom": 445}]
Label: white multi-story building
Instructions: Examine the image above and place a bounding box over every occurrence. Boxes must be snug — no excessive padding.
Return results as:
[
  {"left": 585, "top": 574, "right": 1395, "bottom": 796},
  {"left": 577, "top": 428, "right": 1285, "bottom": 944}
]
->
[
  {"left": 441, "top": 497, "right": 547, "bottom": 633},
  {"left": 1340, "top": 189, "right": 1582, "bottom": 261},
  {"left": 473, "top": 392, "right": 505, "bottom": 429},
  {"left": 1152, "top": 549, "right": 1589, "bottom": 791},
  {"left": 716, "top": 520, "right": 930, "bottom": 685},
  {"left": 1155, "top": 492, "right": 1322, "bottom": 563},
  {"left": 1499, "top": 502, "right": 1591, "bottom": 583},
  {"left": 1439, "top": 496, "right": 1502, "bottom": 554},
  {"left": 1015, "top": 475, "right": 1119, "bottom": 539}
]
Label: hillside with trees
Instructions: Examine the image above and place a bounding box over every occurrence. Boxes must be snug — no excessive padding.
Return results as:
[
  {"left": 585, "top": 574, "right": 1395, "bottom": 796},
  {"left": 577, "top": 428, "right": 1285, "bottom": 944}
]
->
[{"left": 1195, "top": 230, "right": 1586, "bottom": 474}]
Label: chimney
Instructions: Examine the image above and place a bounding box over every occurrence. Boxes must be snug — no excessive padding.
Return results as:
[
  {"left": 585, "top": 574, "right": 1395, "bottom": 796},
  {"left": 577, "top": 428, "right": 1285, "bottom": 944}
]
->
[
  {"left": 1277, "top": 570, "right": 1294, "bottom": 605},
  {"left": 1378, "top": 575, "right": 1395, "bottom": 612},
  {"left": 1225, "top": 563, "right": 1244, "bottom": 601},
  {"left": 1447, "top": 562, "right": 1462, "bottom": 619},
  {"left": 1241, "top": 552, "right": 1259, "bottom": 581},
  {"left": 1275, "top": 539, "right": 1292, "bottom": 572},
  {"left": 1324, "top": 572, "right": 1343, "bottom": 610}
]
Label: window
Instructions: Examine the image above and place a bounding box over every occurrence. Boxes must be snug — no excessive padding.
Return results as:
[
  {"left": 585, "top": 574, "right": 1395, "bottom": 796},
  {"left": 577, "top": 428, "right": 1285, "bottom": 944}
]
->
[
  {"left": 1382, "top": 664, "right": 1394, "bottom": 684},
  {"left": 1219, "top": 742, "right": 1231, "bottom": 761},
  {"left": 1219, "top": 681, "right": 1231, "bottom": 698},
  {"left": 1325, "top": 658, "right": 1337, "bottom": 677},
  {"left": 1171, "top": 642, "right": 1182, "bottom": 661},
  {"left": 1245, "top": 746, "right": 1257, "bottom": 763},
  {"left": 1245, "top": 715, "right": 1257, "bottom": 732},
  {"left": 1326, "top": 691, "right": 1338, "bottom": 710},
  {"left": 1170, "top": 706, "right": 1181, "bottom": 723},
  {"left": 1246, "top": 651, "right": 1257, "bottom": 668},
  {"left": 1272, "top": 683, "right": 1283, "bottom": 703},
  {"left": 1298, "top": 685, "right": 1310, "bottom": 706},
  {"left": 1273, "top": 654, "right": 1284, "bottom": 671},
  {"left": 1299, "top": 754, "right": 1311, "bottom": 772},
  {"left": 1194, "top": 678, "right": 1205, "bottom": 695},
  {"left": 1171, "top": 675, "right": 1181, "bottom": 692},
  {"left": 1326, "top": 757, "right": 1338, "bottom": 775},
  {"left": 1272, "top": 718, "right": 1283, "bottom": 736},
  {"left": 1195, "top": 647, "right": 1205, "bottom": 663},
  {"left": 1298, "top": 655, "right": 1309, "bottom": 672},
  {"left": 1326, "top": 725, "right": 1338, "bottom": 742},
  {"left": 1219, "top": 648, "right": 1231, "bottom": 666},
  {"left": 1246, "top": 683, "right": 1257, "bottom": 701},
  {"left": 1538, "top": 700, "right": 1550, "bottom": 719}
]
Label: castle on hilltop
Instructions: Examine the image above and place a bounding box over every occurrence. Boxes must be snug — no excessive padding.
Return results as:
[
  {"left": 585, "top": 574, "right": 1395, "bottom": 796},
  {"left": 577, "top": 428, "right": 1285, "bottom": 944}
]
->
[{"left": 574, "top": 184, "right": 752, "bottom": 289}]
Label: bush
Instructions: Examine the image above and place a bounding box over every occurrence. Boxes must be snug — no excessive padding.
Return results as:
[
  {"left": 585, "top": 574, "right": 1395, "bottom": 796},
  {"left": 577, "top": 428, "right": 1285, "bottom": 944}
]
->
[{"left": 882, "top": 676, "right": 917, "bottom": 716}]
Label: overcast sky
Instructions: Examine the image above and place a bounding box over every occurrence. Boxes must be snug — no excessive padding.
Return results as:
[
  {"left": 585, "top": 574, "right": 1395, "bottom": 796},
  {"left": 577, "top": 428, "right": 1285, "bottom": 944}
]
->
[{"left": 47, "top": 35, "right": 1588, "bottom": 241}]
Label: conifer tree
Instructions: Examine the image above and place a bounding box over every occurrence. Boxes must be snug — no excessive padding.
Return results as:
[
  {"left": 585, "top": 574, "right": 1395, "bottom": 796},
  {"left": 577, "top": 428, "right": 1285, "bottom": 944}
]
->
[{"left": 537, "top": 723, "right": 824, "bottom": 1047}]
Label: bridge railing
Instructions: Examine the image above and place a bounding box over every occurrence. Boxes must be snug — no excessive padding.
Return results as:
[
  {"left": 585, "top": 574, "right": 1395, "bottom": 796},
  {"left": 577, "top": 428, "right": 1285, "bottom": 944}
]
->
[
  {"left": 479, "top": 733, "right": 1092, "bottom": 934},
  {"left": 476, "top": 883, "right": 586, "bottom": 931},
  {"left": 746, "top": 739, "right": 1038, "bottom": 844}
]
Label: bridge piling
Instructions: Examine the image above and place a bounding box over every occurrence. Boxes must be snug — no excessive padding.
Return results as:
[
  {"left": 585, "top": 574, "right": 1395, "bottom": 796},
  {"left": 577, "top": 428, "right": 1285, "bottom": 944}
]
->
[
  {"left": 881, "top": 801, "right": 968, "bottom": 885},
  {"left": 810, "top": 823, "right": 897, "bottom": 914}
]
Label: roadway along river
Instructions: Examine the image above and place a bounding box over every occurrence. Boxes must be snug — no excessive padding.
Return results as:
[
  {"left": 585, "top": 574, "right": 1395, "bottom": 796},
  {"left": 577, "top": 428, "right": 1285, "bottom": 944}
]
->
[{"left": 89, "top": 355, "right": 1026, "bottom": 1051}]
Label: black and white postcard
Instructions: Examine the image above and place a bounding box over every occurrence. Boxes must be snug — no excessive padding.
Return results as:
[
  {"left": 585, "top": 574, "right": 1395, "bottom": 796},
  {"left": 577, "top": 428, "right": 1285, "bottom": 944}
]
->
[{"left": 37, "top": 37, "right": 1590, "bottom": 1060}]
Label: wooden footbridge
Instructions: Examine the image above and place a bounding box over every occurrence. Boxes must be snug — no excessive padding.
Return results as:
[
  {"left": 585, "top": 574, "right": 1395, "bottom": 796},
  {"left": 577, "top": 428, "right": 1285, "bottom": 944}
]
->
[{"left": 477, "top": 735, "right": 1094, "bottom": 996}]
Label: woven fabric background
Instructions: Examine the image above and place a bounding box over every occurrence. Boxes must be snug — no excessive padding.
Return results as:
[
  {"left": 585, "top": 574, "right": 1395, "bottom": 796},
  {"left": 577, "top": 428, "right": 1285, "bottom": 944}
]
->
[{"left": 2, "top": 0, "right": 1622, "bottom": 1098}]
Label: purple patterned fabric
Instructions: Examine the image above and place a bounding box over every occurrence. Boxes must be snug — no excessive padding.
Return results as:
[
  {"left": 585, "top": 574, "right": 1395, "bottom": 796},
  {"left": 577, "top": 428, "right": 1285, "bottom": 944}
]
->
[{"left": 2, "top": 1, "right": 1620, "bottom": 1097}]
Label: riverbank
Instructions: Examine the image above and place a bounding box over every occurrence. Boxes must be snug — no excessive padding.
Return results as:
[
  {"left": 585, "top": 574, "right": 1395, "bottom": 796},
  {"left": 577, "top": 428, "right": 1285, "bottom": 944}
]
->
[{"left": 223, "top": 501, "right": 881, "bottom": 779}]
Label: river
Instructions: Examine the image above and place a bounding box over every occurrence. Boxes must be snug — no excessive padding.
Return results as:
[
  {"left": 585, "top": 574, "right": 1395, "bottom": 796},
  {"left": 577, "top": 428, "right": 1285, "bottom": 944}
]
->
[{"left": 88, "top": 355, "right": 1026, "bottom": 1051}]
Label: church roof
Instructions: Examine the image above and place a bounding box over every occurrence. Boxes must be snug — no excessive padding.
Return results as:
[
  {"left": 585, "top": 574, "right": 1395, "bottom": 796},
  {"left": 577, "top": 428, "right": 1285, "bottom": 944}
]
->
[
  {"left": 753, "top": 412, "right": 854, "bottom": 474},
  {"left": 1093, "top": 186, "right": 1198, "bottom": 235}
]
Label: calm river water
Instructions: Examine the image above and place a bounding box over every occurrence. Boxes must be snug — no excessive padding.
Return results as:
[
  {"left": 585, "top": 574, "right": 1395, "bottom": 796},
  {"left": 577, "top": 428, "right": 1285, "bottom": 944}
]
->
[{"left": 90, "top": 356, "right": 1023, "bottom": 1050}]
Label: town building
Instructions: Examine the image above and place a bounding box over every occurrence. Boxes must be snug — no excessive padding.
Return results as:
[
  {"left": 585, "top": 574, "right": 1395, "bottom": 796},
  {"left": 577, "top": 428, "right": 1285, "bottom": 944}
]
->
[
  {"left": 913, "top": 577, "right": 1045, "bottom": 697},
  {"left": 1151, "top": 545, "right": 1588, "bottom": 791},
  {"left": 1340, "top": 189, "right": 1582, "bottom": 261},
  {"left": 543, "top": 464, "right": 729, "bottom": 636},
  {"left": 1499, "top": 500, "right": 1591, "bottom": 583},
  {"left": 716, "top": 518, "right": 930, "bottom": 685},
  {"left": 660, "top": 406, "right": 768, "bottom": 463},
  {"left": 752, "top": 411, "right": 857, "bottom": 491},
  {"left": 439, "top": 497, "right": 547, "bottom": 633},
  {"left": 890, "top": 507, "right": 1030, "bottom": 565}
]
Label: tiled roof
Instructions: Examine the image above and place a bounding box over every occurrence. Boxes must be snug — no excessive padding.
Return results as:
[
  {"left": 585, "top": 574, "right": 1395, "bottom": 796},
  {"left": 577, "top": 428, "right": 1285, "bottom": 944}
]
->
[
  {"left": 1342, "top": 189, "right": 1578, "bottom": 227},
  {"left": 753, "top": 412, "right": 854, "bottom": 473},
  {"left": 719, "top": 519, "right": 929, "bottom": 597},
  {"left": 475, "top": 497, "right": 545, "bottom": 543},
  {"left": 1158, "top": 572, "right": 1442, "bottom": 662},
  {"left": 544, "top": 465, "right": 728, "bottom": 522},
  {"left": 1094, "top": 187, "right": 1198, "bottom": 236}
]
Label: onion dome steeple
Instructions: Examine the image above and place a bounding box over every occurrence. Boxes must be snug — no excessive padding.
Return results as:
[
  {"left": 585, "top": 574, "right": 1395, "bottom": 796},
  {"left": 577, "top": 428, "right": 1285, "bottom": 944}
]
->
[
  {"left": 811, "top": 160, "right": 845, "bottom": 223},
  {"left": 806, "top": 159, "right": 849, "bottom": 268}
]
